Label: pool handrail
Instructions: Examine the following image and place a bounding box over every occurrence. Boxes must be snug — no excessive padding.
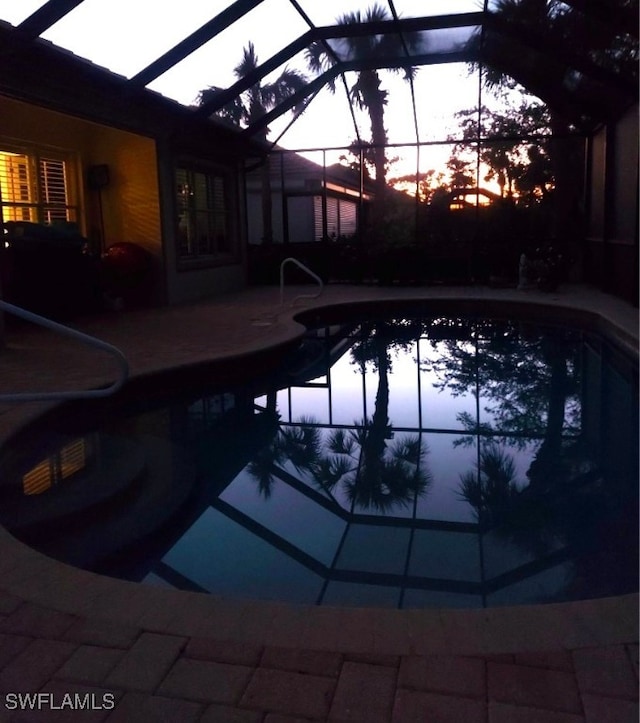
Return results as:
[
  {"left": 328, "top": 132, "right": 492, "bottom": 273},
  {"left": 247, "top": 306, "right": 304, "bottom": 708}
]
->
[
  {"left": 279, "top": 257, "right": 324, "bottom": 306},
  {"left": 0, "top": 299, "right": 129, "bottom": 403}
]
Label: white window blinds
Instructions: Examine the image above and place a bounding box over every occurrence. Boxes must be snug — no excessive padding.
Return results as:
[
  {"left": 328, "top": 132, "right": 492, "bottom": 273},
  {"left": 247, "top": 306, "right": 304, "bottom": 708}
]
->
[{"left": 0, "top": 149, "right": 76, "bottom": 225}]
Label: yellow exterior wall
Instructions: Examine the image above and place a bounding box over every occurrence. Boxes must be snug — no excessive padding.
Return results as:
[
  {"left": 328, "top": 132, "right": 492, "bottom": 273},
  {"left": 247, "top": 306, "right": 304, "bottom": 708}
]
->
[
  {"left": 0, "top": 96, "right": 165, "bottom": 302},
  {"left": 88, "top": 125, "right": 161, "bottom": 254}
]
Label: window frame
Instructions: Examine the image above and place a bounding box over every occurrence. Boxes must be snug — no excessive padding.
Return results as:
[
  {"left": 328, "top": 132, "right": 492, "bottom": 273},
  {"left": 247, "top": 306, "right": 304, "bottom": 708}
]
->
[
  {"left": 174, "top": 161, "right": 239, "bottom": 271},
  {"left": 0, "top": 143, "right": 80, "bottom": 227}
]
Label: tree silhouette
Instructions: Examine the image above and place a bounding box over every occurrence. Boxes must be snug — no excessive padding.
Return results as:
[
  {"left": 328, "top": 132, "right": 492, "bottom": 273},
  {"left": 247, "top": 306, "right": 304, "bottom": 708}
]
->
[
  {"left": 466, "top": 0, "right": 637, "bottom": 254},
  {"left": 452, "top": 95, "right": 553, "bottom": 203},
  {"left": 198, "top": 42, "right": 308, "bottom": 245},
  {"left": 305, "top": 4, "right": 420, "bottom": 210},
  {"left": 199, "top": 42, "right": 309, "bottom": 134}
]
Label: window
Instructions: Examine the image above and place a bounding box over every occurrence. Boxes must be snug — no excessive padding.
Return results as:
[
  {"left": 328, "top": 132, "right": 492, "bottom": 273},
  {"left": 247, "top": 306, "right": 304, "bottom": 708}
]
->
[
  {"left": 314, "top": 196, "right": 358, "bottom": 241},
  {"left": 0, "top": 149, "right": 78, "bottom": 225},
  {"left": 175, "top": 166, "right": 235, "bottom": 266}
]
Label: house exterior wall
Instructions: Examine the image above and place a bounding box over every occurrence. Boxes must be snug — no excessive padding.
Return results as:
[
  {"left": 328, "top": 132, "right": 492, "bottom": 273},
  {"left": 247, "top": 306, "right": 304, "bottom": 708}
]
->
[
  {"left": 585, "top": 103, "right": 639, "bottom": 304},
  {"left": 0, "top": 96, "right": 250, "bottom": 307},
  {"left": 288, "top": 196, "right": 316, "bottom": 243},
  {"left": 0, "top": 96, "right": 166, "bottom": 304},
  {"left": 612, "top": 106, "right": 639, "bottom": 244},
  {"left": 246, "top": 152, "right": 368, "bottom": 246},
  {"left": 160, "top": 148, "right": 247, "bottom": 305},
  {"left": 246, "top": 189, "right": 285, "bottom": 245}
]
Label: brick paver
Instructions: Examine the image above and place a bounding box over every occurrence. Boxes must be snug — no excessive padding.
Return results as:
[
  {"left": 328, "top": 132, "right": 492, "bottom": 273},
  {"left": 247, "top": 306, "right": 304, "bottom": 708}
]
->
[
  {"left": 345, "top": 653, "right": 400, "bottom": 668},
  {"left": 572, "top": 645, "right": 638, "bottom": 699},
  {"left": 0, "top": 603, "right": 77, "bottom": 640},
  {"left": 488, "top": 661, "right": 583, "bottom": 714},
  {"left": 581, "top": 693, "right": 639, "bottom": 723},
  {"left": 241, "top": 668, "right": 335, "bottom": 719},
  {"left": 488, "top": 701, "right": 585, "bottom": 723},
  {"left": 63, "top": 619, "right": 141, "bottom": 649},
  {"left": 200, "top": 703, "right": 262, "bottom": 722},
  {"left": 329, "top": 662, "right": 396, "bottom": 722},
  {"left": 104, "top": 632, "right": 186, "bottom": 692},
  {"left": 35, "top": 680, "right": 122, "bottom": 723},
  {"left": 54, "top": 645, "right": 124, "bottom": 685},
  {"left": 512, "top": 650, "right": 574, "bottom": 671},
  {"left": 157, "top": 658, "right": 253, "bottom": 704},
  {"left": 392, "top": 689, "right": 486, "bottom": 723},
  {"left": 103, "top": 691, "right": 203, "bottom": 722},
  {"left": 0, "top": 634, "right": 32, "bottom": 670},
  {"left": 0, "top": 639, "right": 77, "bottom": 693},
  {"left": 626, "top": 644, "right": 639, "bottom": 679},
  {"left": 0, "top": 592, "right": 22, "bottom": 616},
  {"left": 261, "top": 647, "right": 343, "bottom": 677},
  {"left": 398, "top": 654, "right": 486, "bottom": 698},
  {"left": 185, "top": 637, "right": 263, "bottom": 666}
]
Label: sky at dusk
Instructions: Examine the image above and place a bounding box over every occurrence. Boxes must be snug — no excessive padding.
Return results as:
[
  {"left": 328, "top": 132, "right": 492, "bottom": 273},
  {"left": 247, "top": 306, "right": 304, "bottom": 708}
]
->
[{"left": 0, "top": 1, "right": 504, "bottom": 180}]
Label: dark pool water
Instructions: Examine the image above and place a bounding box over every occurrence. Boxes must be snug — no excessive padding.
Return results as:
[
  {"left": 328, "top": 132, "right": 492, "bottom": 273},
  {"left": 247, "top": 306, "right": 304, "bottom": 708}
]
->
[{"left": 1, "top": 313, "right": 637, "bottom": 609}]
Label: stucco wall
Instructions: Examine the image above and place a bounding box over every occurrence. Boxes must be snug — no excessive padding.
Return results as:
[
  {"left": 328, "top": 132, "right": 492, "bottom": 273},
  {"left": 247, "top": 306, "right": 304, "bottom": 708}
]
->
[
  {"left": 0, "top": 96, "right": 165, "bottom": 304},
  {"left": 585, "top": 103, "right": 639, "bottom": 304}
]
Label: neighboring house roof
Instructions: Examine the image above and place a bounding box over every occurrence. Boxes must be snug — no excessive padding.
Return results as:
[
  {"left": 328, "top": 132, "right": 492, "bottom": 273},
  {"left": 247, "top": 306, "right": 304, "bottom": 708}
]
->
[
  {"left": 246, "top": 148, "right": 375, "bottom": 200},
  {"left": 449, "top": 187, "right": 504, "bottom": 203}
]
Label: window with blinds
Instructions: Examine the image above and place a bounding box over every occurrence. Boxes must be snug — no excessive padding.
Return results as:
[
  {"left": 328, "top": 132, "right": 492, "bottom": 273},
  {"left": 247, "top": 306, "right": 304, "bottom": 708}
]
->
[
  {"left": 0, "top": 149, "right": 77, "bottom": 225},
  {"left": 175, "top": 166, "right": 234, "bottom": 265},
  {"left": 313, "top": 196, "right": 358, "bottom": 241},
  {"left": 338, "top": 199, "right": 357, "bottom": 237}
]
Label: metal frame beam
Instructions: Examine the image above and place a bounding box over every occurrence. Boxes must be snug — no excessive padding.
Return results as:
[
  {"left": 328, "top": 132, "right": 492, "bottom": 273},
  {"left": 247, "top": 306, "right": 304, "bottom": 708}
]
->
[
  {"left": 17, "top": 0, "right": 86, "bottom": 38},
  {"left": 129, "top": 0, "right": 266, "bottom": 87},
  {"left": 197, "top": 13, "right": 483, "bottom": 118},
  {"left": 240, "top": 51, "right": 471, "bottom": 137}
]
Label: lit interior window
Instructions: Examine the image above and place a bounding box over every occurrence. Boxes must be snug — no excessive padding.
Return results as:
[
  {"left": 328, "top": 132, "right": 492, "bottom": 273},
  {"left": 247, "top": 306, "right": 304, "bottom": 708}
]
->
[{"left": 0, "top": 150, "right": 76, "bottom": 225}]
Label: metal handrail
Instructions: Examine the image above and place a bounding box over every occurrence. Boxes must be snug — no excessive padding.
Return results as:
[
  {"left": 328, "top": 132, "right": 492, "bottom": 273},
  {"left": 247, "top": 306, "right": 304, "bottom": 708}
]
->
[
  {"left": 279, "top": 257, "right": 324, "bottom": 306},
  {"left": 0, "top": 300, "right": 129, "bottom": 403}
]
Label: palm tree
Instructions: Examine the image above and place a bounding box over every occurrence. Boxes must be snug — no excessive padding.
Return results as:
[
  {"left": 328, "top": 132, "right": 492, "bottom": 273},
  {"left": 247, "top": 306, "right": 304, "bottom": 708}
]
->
[
  {"left": 305, "top": 5, "right": 419, "bottom": 209},
  {"left": 198, "top": 42, "right": 309, "bottom": 245}
]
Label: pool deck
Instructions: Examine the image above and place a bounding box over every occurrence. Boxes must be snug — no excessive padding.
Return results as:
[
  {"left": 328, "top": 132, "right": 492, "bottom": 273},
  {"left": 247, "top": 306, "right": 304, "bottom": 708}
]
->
[{"left": 0, "top": 283, "right": 637, "bottom": 722}]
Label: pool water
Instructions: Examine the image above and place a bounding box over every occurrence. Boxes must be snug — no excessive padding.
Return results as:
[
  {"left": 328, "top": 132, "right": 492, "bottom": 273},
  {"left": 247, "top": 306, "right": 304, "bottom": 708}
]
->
[{"left": 1, "top": 312, "right": 637, "bottom": 609}]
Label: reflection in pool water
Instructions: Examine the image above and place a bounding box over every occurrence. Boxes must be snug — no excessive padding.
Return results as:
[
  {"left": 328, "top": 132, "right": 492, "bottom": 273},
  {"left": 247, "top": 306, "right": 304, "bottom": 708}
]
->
[{"left": 1, "top": 315, "right": 637, "bottom": 609}]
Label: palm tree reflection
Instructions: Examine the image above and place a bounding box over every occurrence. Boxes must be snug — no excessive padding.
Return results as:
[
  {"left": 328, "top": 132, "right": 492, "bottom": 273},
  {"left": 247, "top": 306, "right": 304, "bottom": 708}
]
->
[
  {"left": 248, "top": 319, "right": 433, "bottom": 513},
  {"left": 317, "top": 425, "right": 431, "bottom": 513},
  {"left": 458, "top": 444, "right": 520, "bottom": 527},
  {"left": 247, "top": 416, "right": 321, "bottom": 499},
  {"left": 247, "top": 415, "right": 431, "bottom": 514}
]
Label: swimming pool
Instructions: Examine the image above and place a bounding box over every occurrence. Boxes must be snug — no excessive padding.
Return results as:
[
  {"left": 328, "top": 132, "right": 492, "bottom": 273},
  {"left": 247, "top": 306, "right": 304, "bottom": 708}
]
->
[{"left": 0, "top": 305, "right": 637, "bottom": 610}]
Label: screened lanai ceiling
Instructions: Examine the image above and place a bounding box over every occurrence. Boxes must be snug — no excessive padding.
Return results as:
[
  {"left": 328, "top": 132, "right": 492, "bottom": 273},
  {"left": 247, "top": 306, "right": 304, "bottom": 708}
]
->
[{"left": 0, "top": 0, "right": 637, "bottom": 151}]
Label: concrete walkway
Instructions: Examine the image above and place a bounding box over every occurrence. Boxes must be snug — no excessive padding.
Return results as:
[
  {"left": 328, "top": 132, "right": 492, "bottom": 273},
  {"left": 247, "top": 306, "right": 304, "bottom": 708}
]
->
[{"left": 0, "top": 284, "right": 637, "bottom": 722}]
